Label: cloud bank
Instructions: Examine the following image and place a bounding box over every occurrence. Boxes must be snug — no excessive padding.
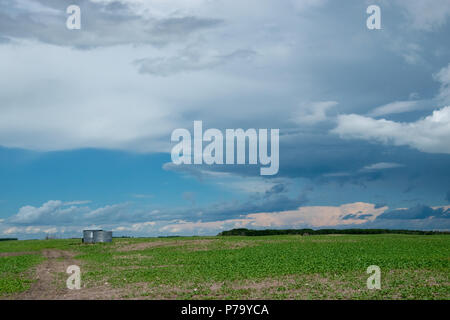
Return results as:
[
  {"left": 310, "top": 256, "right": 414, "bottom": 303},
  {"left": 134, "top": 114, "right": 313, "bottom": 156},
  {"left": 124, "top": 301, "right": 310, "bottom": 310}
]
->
[
  {"left": 333, "top": 106, "right": 450, "bottom": 154},
  {"left": 1, "top": 200, "right": 448, "bottom": 239}
]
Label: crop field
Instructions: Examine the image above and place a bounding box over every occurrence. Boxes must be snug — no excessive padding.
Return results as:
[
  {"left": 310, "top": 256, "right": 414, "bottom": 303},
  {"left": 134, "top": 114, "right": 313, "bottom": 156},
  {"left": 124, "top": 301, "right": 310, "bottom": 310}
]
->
[{"left": 0, "top": 234, "right": 449, "bottom": 300}]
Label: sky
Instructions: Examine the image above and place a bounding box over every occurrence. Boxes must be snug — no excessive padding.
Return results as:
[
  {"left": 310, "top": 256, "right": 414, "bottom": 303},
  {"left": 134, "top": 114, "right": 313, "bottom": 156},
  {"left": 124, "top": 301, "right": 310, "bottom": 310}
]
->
[{"left": 0, "top": 0, "right": 449, "bottom": 239}]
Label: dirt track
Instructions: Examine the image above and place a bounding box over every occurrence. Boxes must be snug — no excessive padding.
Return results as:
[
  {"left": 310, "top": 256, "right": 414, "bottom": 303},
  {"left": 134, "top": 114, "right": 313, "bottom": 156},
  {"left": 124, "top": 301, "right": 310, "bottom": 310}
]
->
[
  {"left": 10, "top": 249, "right": 132, "bottom": 300},
  {"left": 13, "top": 250, "right": 77, "bottom": 299}
]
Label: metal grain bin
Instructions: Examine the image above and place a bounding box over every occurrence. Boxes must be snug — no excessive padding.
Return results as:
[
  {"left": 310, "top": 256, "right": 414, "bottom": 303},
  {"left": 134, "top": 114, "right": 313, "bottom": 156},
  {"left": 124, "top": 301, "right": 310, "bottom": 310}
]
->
[
  {"left": 82, "top": 230, "right": 96, "bottom": 243},
  {"left": 93, "top": 230, "right": 112, "bottom": 243},
  {"left": 82, "top": 230, "right": 112, "bottom": 243}
]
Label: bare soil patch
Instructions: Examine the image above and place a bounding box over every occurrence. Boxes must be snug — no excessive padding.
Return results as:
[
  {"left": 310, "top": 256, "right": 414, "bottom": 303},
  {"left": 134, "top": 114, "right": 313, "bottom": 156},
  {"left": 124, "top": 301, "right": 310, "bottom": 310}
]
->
[
  {"left": 117, "top": 239, "right": 217, "bottom": 252},
  {"left": 12, "top": 249, "right": 82, "bottom": 300},
  {"left": 9, "top": 249, "right": 140, "bottom": 300},
  {"left": 109, "top": 274, "right": 363, "bottom": 300}
]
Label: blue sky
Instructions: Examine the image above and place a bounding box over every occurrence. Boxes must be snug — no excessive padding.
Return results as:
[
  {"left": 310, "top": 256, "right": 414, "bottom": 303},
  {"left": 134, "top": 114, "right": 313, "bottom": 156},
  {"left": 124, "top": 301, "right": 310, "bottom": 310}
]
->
[{"left": 0, "top": 0, "right": 449, "bottom": 239}]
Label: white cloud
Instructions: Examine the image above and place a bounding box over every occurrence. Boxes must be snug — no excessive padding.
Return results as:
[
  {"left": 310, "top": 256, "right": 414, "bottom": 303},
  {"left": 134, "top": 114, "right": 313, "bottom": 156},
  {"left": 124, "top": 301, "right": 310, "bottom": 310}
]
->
[
  {"left": 292, "top": 101, "right": 338, "bottom": 125},
  {"left": 0, "top": 41, "right": 272, "bottom": 152},
  {"left": 9, "top": 200, "right": 82, "bottom": 225},
  {"left": 64, "top": 200, "right": 92, "bottom": 205},
  {"left": 333, "top": 106, "right": 450, "bottom": 154},
  {"left": 361, "top": 162, "right": 404, "bottom": 171},
  {"left": 3, "top": 227, "right": 20, "bottom": 235},
  {"left": 367, "top": 64, "right": 450, "bottom": 118},
  {"left": 113, "top": 221, "right": 156, "bottom": 232},
  {"left": 6, "top": 200, "right": 131, "bottom": 226},
  {"left": 368, "top": 101, "right": 420, "bottom": 117}
]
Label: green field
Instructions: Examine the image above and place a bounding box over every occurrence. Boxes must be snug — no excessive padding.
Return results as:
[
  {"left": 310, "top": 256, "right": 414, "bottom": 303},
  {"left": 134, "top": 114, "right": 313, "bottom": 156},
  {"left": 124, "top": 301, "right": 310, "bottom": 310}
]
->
[{"left": 0, "top": 234, "right": 449, "bottom": 299}]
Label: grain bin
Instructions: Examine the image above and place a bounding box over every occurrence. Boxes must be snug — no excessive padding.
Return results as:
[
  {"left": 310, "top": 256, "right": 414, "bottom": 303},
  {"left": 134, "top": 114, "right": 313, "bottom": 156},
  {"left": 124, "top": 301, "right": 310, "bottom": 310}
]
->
[
  {"left": 82, "top": 230, "right": 112, "bottom": 243},
  {"left": 94, "top": 230, "right": 112, "bottom": 243},
  {"left": 82, "top": 230, "right": 95, "bottom": 243}
]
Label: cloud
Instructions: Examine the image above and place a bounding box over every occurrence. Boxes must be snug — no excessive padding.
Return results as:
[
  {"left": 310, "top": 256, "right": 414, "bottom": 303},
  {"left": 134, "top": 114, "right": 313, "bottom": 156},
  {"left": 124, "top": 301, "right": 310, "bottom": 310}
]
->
[
  {"left": 83, "top": 203, "right": 131, "bottom": 223},
  {"left": 134, "top": 48, "right": 257, "bottom": 76},
  {"left": 361, "top": 162, "right": 404, "bottom": 171},
  {"left": 186, "top": 189, "right": 309, "bottom": 222},
  {"left": 292, "top": 101, "right": 338, "bottom": 125},
  {"left": 332, "top": 106, "right": 450, "bottom": 154},
  {"left": 159, "top": 203, "right": 450, "bottom": 235},
  {"left": 0, "top": 0, "right": 450, "bottom": 238},
  {"left": 162, "top": 162, "right": 232, "bottom": 181},
  {"left": 159, "top": 202, "right": 387, "bottom": 234},
  {"left": 3, "top": 199, "right": 449, "bottom": 239},
  {"left": 434, "top": 64, "right": 450, "bottom": 104},
  {"left": 1, "top": 185, "right": 308, "bottom": 232},
  {"left": 0, "top": 0, "right": 222, "bottom": 48},
  {"left": 378, "top": 205, "right": 450, "bottom": 220},
  {"left": 265, "top": 183, "right": 288, "bottom": 197},
  {"left": 368, "top": 101, "right": 421, "bottom": 117},
  {"left": 0, "top": 36, "right": 11, "bottom": 44},
  {"left": 1, "top": 0, "right": 449, "bottom": 155},
  {"left": 8, "top": 200, "right": 86, "bottom": 225},
  {"left": 113, "top": 221, "right": 156, "bottom": 233},
  {"left": 6, "top": 200, "right": 131, "bottom": 226},
  {"left": 374, "top": 203, "right": 386, "bottom": 209},
  {"left": 245, "top": 202, "right": 386, "bottom": 227},
  {"left": 63, "top": 200, "right": 92, "bottom": 205}
]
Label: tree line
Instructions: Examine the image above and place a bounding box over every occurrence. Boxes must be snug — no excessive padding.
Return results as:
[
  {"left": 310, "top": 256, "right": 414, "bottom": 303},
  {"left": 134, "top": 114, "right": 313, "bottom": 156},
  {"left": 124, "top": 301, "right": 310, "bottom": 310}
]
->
[{"left": 218, "top": 228, "right": 449, "bottom": 236}]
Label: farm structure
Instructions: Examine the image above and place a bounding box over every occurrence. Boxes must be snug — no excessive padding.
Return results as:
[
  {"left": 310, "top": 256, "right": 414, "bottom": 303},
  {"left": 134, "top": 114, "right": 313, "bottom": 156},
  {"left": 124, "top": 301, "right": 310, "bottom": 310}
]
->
[{"left": 82, "top": 230, "right": 112, "bottom": 243}]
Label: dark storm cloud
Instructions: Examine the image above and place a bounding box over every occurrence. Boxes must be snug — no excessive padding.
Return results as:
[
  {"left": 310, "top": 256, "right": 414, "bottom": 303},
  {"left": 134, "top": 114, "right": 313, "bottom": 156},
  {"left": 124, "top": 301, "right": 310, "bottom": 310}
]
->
[
  {"left": 377, "top": 205, "right": 450, "bottom": 220},
  {"left": 0, "top": 0, "right": 222, "bottom": 48},
  {"left": 189, "top": 192, "right": 309, "bottom": 222},
  {"left": 163, "top": 135, "right": 450, "bottom": 207},
  {"left": 265, "top": 183, "right": 287, "bottom": 197},
  {"left": 345, "top": 217, "right": 450, "bottom": 231}
]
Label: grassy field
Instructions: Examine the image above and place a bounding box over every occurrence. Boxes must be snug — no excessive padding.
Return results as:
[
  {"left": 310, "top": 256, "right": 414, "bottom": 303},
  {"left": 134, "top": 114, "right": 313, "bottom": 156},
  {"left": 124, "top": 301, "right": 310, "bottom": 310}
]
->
[{"left": 0, "top": 234, "right": 449, "bottom": 299}]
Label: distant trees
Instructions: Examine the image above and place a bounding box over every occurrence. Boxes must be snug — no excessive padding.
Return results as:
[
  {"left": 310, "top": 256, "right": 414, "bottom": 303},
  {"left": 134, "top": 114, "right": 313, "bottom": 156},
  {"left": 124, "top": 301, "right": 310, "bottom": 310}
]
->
[
  {"left": 0, "top": 238, "right": 18, "bottom": 241},
  {"left": 218, "top": 228, "right": 449, "bottom": 236}
]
